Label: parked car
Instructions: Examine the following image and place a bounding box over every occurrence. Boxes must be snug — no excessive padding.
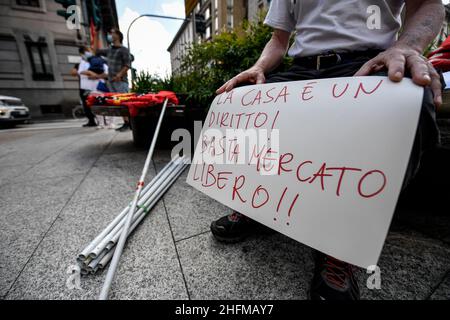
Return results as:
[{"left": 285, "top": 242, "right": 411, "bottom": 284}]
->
[{"left": 0, "top": 95, "right": 31, "bottom": 126}]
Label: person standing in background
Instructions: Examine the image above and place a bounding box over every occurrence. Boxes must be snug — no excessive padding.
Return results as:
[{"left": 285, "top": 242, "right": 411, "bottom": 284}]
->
[
  {"left": 94, "top": 28, "right": 131, "bottom": 132},
  {"left": 74, "top": 46, "right": 109, "bottom": 127}
]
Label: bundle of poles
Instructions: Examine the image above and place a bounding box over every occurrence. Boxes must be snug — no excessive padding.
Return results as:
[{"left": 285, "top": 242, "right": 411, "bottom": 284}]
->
[
  {"left": 75, "top": 98, "right": 189, "bottom": 300},
  {"left": 76, "top": 155, "right": 188, "bottom": 275}
]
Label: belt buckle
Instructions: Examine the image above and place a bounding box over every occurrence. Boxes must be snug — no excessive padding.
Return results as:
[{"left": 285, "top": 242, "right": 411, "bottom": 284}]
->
[{"left": 316, "top": 53, "right": 341, "bottom": 70}]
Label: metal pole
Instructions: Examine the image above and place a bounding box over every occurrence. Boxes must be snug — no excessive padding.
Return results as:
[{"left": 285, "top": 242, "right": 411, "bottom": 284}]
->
[
  {"left": 88, "top": 157, "right": 182, "bottom": 259},
  {"left": 78, "top": 157, "right": 177, "bottom": 260},
  {"left": 89, "top": 167, "right": 181, "bottom": 259},
  {"left": 77, "top": 155, "right": 186, "bottom": 274},
  {"left": 126, "top": 14, "right": 190, "bottom": 85},
  {"left": 106, "top": 158, "right": 187, "bottom": 247},
  {"left": 99, "top": 98, "right": 170, "bottom": 300},
  {"left": 93, "top": 158, "right": 189, "bottom": 271}
]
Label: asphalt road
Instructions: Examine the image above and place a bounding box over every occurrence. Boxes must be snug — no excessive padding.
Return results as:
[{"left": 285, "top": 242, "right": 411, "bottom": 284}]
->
[{"left": 0, "top": 120, "right": 448, "bottom": 300}]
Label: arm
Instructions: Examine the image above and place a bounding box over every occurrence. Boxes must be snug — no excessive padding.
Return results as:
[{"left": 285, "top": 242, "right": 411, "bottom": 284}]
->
[
  {"left": 356, "top": 0, "right": 445, "bottom": 106},
  {"left": 93, "top": 30, "right": 108, "bottom": 57},
  {"left": 216, "top": 29, "right": 291, "bottom": 94},
  {"left": 80, "top": 70, "right": 96, "bottom": 76},
  {"left": 399, "top": 0, "right": 444, "bottom": 54},
  {"left": 95, "top": 73, "right": 109, "bottom": 80},
  {"left": 81, "top": 70, "right": 108, "bottom": 80},
  {"left": 100, "top": 64, "right": 109, "bottom": 80},
  {"left": 112, "top": 66, "right": 129, "bottom": 82},
  {"left": 112, "top": 50, "right": 131, "bottom": 82},
  {"left": 70, "top": 64, "right": 79, "bottom": 77}
]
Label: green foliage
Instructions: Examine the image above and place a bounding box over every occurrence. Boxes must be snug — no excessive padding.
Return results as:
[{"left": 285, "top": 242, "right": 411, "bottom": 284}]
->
[
  {"left": 173, "top": 14, "right": 292, "bottom": 108},
  {"left": 131, "top": 14, "right": 292, "bottom": 108},
  {"left": 132, "top": 71, "right": 174, "bottom": 94}
]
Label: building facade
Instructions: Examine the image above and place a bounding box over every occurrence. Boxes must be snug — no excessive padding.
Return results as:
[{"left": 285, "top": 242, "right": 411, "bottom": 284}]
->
[
  {"left": 0, "top": 0, "right": 118, "bottom": 118},
  {"left": 168, "top": 0, "right": 270, "bottom": 75}
]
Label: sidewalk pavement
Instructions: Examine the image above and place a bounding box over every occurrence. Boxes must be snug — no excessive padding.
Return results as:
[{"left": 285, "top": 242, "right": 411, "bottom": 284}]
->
[{"left": 0, "top": 124, "right": 448, "bottom": 300}]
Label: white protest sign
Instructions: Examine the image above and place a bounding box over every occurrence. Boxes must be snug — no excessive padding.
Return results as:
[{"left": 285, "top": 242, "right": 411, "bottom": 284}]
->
[{"left": 186, "top": 76, "right": 423, "bottom": 268}]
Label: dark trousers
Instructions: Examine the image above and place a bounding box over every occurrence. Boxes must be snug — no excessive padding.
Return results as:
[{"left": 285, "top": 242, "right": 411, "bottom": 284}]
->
[
  {"left": 265, "top": 55, "right": 441, "bottom": 190},
  {"left": 80, "top": 89, "right": 97, "bottom": 124}
]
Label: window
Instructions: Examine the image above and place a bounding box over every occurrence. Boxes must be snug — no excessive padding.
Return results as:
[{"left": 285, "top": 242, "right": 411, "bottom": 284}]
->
[
  {"left": 24, "top": 36, "right": 54, "bottom": 81},
  {"left": 15, "top": 0, "right": 40, "bottom": 7},
  {"left": 214, "top": 0, "right": 219, "bottom": 34},
  {"left": 12, "top": 0, "right": 45, "bottom": 13},
  {"left": 215, "top": 16, "right": 219, "bottom": 34},
  {"left": 227, "top": 0, "right": 234, "bottom": 29},
  {"left": 205, "top": 6, "right": 211, "bottom": 21}
]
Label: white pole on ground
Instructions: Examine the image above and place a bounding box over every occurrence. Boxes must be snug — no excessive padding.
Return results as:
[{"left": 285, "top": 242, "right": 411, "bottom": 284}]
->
[
  {"left": 79, "top": 157, "right": 188, "bottom": 274},
  {"left": 79, "top": 156, "right": 180, "bottom": 260},
  {"left": 88, "top": 157, "right": 183, "bottom": 259},
  {"left": 94, "top": 160, "right": 189, "bottom": 270},
  {"left": 99, "top": 98, "right": 169, "bottom": 300}
]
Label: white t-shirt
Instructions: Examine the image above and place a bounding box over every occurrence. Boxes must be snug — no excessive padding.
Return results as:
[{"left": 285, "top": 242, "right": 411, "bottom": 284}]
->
[
  {"left": 264, "top": 0, "right": 405, "bottom": 57},
  {"left": 78, "top": 59, "right": 109, "bottom": 92}
]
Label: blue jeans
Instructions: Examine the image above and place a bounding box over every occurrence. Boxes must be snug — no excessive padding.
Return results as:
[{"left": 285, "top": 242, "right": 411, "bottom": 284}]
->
[
  {"left": 108, "top": 81, "right": 130, "bottom": 124},
  {"left": 108, "top": 81, "right": 129, "bottom": 93}
]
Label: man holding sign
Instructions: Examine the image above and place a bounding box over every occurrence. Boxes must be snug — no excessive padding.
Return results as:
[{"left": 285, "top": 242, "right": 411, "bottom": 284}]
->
[{"left": 207, "top": 0, "right": 444, "bottom": 300}]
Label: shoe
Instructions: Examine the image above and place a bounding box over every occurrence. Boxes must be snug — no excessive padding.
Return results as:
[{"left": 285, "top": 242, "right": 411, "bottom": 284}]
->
[
  {"left": 115, "top": 123, "right": 131, "bottom": 132},
  {"left": 83, "top": 122, "right": 97, "bottom": 127},
  {"left": 309, "top": 251, "right": 360, "bottom": 300},
  {"left": 210, "top": 212, "right": 274, "bottom": 243}
]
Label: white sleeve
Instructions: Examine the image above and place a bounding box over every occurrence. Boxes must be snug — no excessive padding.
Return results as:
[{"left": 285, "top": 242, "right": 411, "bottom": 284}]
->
[
  {"left": 78, "top": 61, "right": 89, "bottom": 75},
  {"left": 103, "top": 64, "right": 109, "bottom": 75},
  {"left": 264, "top": 0, "right": 296, "bottom": 33}
]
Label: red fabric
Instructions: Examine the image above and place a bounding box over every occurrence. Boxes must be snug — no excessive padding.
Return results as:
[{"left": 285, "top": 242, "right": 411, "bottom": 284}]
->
[
  {"left": 90, "top": 20, "right": 96, "bottom": 47},
  {"left": 87, "top": 91, "right": 180, "bottom": 116},
  {"left": 428, "top": 36, "right": 450, "bottom": 71},
  {"left": 122, "top": 101, "right": 152, "bottom": 117},
  {"left": 428, "top": 36, "right": 450, "bottom": 58}
]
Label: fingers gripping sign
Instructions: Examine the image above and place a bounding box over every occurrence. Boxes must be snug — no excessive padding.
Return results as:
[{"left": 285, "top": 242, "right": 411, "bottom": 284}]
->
[
  {"left": 217, "top": 66, "right": 267, "bottom": 94},
  {"left": 355, "top": 45, "right": 442, "bottom": 108}
]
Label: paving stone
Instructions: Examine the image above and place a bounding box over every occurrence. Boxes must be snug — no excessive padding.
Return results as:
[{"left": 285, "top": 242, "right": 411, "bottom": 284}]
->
[{"left": 177, "top": 232, "right": 313, "bottom": 300}]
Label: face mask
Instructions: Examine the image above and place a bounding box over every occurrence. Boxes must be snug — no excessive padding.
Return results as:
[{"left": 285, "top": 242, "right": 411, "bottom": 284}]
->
[
  {"left": 84, "top": 52, "right": 93, "bottom": 60},
  {"left": 107, "top": 34, "right": 113, "bottom": 43}
]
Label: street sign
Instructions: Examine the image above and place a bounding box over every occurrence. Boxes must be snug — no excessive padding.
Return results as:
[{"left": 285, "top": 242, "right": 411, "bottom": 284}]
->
[{"left": 186, "top": 76, "right": 423, "bottom": 268}]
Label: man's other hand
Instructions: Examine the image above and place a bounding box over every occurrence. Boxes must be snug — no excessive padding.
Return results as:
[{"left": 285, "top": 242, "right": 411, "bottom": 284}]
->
[
  {"left": 355, "top": 44, "right": 442, "bottom": 108},
  {"left": 112, "top": 75, "right": 122, "bottom": 82},
  {"left": 216, "top": 66, "right": 266, "bottom": 94}
]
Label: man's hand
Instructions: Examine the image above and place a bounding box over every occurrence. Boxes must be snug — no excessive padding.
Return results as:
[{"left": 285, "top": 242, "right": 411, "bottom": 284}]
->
[
  {"left": 355, "top": 45, "right": 442, "bottom": 107},
  {"left": 215, "top": 28, "right": 291, "bottom": 95},
  {"left": 216, "top": 66, "right": 266, "bottom": 94},
  {"left": 112, "top": 75, "right": 122, "bottom": 82},
  {"left": 355, "top": 0, "right": 445, "bottom": 109}
]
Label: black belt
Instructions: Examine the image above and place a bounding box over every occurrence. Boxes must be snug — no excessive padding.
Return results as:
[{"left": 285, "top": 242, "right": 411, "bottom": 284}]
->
[{"left": 293, "top": 49, "right": 383, "bottom": 70}]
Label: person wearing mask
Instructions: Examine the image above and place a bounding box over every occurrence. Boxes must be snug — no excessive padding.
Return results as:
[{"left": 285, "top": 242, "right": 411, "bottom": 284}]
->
[
  {"left": 94, "top": 28, "right": 131, "bottom": 132},
  {"left": 75, "top": 46, "right": 108, "bottom": 127}
]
